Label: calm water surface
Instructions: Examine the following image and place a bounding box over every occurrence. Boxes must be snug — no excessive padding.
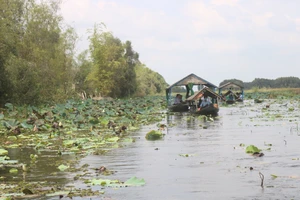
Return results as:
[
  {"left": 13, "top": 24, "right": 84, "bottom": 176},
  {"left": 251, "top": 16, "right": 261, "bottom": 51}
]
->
[
  {"left": 76, "top": 100, "right": 300, "bottom": 200},
  {"left": 3, "top": 100, "right": 300, "bottom": 200}
]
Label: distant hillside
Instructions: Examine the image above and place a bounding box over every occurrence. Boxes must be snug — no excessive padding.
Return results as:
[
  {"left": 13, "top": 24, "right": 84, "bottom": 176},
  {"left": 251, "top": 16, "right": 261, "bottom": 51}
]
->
[{"left": 219, "top": 77, "right": 300, "bottom": 89}]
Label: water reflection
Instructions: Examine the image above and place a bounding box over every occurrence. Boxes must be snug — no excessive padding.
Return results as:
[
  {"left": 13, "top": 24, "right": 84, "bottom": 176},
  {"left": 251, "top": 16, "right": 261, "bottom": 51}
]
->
[
  {"left": 1, "top": 148, "right": 74, "bottom": 184},
  {"left": 3, "top": 100, "right": 300, "bottom": 200}
]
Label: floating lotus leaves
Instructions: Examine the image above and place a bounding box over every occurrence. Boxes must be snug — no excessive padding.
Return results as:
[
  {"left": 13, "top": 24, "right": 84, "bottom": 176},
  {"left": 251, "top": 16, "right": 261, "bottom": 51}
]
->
[
  {"left": 9, "top": 168, "right": 18, "bottom": 174},
  {"left": 245, "top": 145, "right": 261, "bottom": 153},
  {"left": 0, "top": 149, "right": 8, "bottom": 156},
  {"left": 58, "top": 164, "right": 69, "bottom": 171},
  {"left": 88, "top": 176, "right": 145, "bottom": 187},
  {"left": 106, "top": 137, "right": 119, "bottom": 143},
  {"left": 3, "top": 119, "right": 20, "bottom": 130},
  {"left": 124, "top": 176, "right": 146, "bottom": 186},
  {"left": 5, "top": 103, "right": 14, "bottom": 111},
  {"left": 145, "top": 130, "right": 163, "bottom": 140},
  {"left": 179, "top": 154, "right": 196, "bottom": 157}
]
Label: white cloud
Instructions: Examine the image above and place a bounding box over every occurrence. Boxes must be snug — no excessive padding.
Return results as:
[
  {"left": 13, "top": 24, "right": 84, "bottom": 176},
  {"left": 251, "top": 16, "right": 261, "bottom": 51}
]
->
[
  {"left": 211, "top": 0, "right": 239, "bottom": 6},
  {"left": 60, "top": 0, "right": 300, "bottom": 85}
]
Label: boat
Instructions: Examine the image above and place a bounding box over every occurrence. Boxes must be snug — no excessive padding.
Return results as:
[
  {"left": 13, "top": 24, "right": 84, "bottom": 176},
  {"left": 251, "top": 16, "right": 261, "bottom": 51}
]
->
[
  {"left": 185, "top": 87, "right": 223, "bottom": 116},
  {"left": 218, "top": 82, "right": 244, "bottom": 104},
  {"left": 168, "top": 103, "right": 189, "bottom": 112},
  {"left": 166, "top": 73, "right": 219, "bottom": 113},
  {"left": 254, "top": 99, "right": 263, "bottom": 103}
]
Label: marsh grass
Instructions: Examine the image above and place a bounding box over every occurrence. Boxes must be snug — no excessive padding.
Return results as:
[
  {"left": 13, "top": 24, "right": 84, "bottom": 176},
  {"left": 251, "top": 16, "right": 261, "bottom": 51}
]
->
[{"left": 245, "top": 88, "right": 300, "bottom": 99}]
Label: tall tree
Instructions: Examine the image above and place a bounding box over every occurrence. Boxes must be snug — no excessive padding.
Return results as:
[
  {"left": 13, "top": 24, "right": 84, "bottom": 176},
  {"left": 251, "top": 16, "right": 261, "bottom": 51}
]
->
[
  {"left": 121, "top": 41, "right": 138, "bottom": 97},
  {"left": 87, "top": 24, "right": 138, "bottom": 98},
  {"left": 2, "top": 0, "right": 77, "bottom": 104}
]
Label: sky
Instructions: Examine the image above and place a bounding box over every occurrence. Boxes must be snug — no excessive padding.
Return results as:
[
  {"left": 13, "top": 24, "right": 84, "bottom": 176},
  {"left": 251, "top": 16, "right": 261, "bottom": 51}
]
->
[{"left": 60, "top": 0, "right": 300, "bottom": 86}]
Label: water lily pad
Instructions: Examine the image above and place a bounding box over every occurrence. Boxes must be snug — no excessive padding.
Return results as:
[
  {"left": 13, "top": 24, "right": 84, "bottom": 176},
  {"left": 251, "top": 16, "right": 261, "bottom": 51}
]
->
[
  {"left": 124, "top": 177, "right": 146, "bottom": 186},
  {"left": 46, "top": 191, "right": 70, "bottom": 197},
  {"left": 0, "top": 149, "right": 8, "bottom": 156},
  {"left": 145, "top": 130, "right": 163, "bottom": 140},
  {"left": 106, "top": 137, "right": 120, "bottom": 143},
  {"left": 9, "top": 168, "right": 18, "bottom": 174},
  {"left": 245, "top": 145, "right": 261, "bottom": 153},
  {"left": 179, "top": 154, "right": 196, "bottom": 157},
  {"left": 89, "top": 178, "right": 120, "bottom": 186},
  {"left": 7, "top": 136, "right": 18, "bottom": 141},
  {"left": 57, "top": 164, "right": 69, "bottom": 171}
]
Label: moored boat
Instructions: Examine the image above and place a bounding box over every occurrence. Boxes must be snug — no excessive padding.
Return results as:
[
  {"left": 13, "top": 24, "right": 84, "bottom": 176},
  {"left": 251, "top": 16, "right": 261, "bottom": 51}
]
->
[
  {"left": 168, "top": 103, "right": 189, "bottom": 112},
  {"left": 166, "top": 73, "right": 219, "bottom": 113},
  {"left": 186, "top": 87, "right": 223, "bottom": 116},
  {"left": 219, "top": 82, "right": 244, "bottom": 104}
]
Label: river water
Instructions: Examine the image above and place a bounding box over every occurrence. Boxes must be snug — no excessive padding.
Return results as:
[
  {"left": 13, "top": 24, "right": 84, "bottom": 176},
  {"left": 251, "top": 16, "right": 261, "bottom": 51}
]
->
[
  {"left": 3, "top": 100, "right": 300, "bottom": 200},
  {"left": 75, "top": 100, "right": 300, "bottom": 200}
]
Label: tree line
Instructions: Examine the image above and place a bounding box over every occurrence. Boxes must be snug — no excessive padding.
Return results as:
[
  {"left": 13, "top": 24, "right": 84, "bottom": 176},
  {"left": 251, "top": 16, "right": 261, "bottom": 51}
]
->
[
  {"left": 219, "top": 77, "right": 300, "bottom": 89},
  {"left": 0, "top": 0, "right": 167, "bottom": 106}
]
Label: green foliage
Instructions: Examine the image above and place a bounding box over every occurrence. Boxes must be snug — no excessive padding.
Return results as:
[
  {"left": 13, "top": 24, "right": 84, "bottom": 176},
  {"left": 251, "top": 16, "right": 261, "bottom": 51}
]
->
[
  {"left": 219, "top": 79, "right": 244, "bottom": 87},
  {"left": 0, "top": 1, "right": 168, "bottom": 105},
  {"left": 0, "top": 149, "right": 8, "bottom": 156},
  {"left": 135, "top": 64, "right": 168, "bottom": 96},
  {"left": 245, "top": 145, "right": 261, "bottom": 153},
  {"left": 244, "top": 77, "right": 300, "bottom": 89},
  {"left": 145, "top": 130, "right": 163, "bottom": 140},
  {"left": 1, "top": 0, "right": 77, "bottom": 105}
]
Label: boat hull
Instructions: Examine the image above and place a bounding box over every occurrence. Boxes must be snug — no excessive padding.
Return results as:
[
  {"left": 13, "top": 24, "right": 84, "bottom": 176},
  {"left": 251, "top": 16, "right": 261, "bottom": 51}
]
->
[
  {"left": 226, "top": 100, "right": 235, "bottom": 104},
  {"left": 195, "top": 105, "right": 219, "bottom": 116},
  {"left": 168, "top": 104, "right": 189, "bottom": 112}
]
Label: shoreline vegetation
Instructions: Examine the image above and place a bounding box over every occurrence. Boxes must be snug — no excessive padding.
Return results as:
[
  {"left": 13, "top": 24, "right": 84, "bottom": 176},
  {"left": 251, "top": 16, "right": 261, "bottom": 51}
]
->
[{"left": 244, "top": 87, "right": 300, "bottom": 99}]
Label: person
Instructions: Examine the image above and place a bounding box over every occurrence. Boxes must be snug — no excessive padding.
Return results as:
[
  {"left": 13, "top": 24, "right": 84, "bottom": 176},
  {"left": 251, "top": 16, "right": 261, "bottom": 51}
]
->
[
  {"left": 238, "top": 93, "right": 243, "bottom": 100},
  {"left": 228, "top": 93, "right": 234, "bottom": 101},
  {"left": 198, "top": 95, "right": 211, "bottom": 110},
  {"left": 173, "top": 94, "right": 182, "bottom": 105}
]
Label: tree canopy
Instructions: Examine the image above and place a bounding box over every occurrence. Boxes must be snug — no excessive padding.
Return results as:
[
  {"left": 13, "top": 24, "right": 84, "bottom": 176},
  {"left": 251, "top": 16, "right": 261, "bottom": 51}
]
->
[
  {"left": 0, "top": 0, "right": 167, "bottom": 106},
  {"left": 220, "top": 77, "right": 300, "bottom": 90}
]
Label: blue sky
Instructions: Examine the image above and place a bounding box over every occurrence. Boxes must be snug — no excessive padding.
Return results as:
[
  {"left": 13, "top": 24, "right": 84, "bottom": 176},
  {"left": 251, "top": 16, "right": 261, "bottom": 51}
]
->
[{"left": 61, "top": 0, "right": 300, "bottom": 86}]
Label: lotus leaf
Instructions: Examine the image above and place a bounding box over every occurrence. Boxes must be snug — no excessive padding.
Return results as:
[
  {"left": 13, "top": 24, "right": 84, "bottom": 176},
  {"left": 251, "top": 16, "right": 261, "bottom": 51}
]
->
[
  {"left": 9, "top": 168, "right": 18, "bottom": 174},
  {"left": 5, "top": 103, "right": 14, "bottom": 111},
  {"left": 7, "top": 136, "right": 17, "bottom": 141},
  {"left": 45, "top": 191, "right": 70, "bottom": 197},
  {"left": 21, "top": 122, "right": 33, "bottom": 129},
  {"left": 106, "top": 137, "right": 119, "bottom": 143},
  {"left": 179, "top": 154, "right": 195, "bottom": 157},
  {"left": 5, "top": 144, "right": 19, "bottom": 148},
  {"left": 124, "top": 176, "right": 146, "bottom": 186},
  {"left": 90, "top": 178, "right": 120, "bottom": 186},
  {"left": 0, "top": 159, "right": 18, "bottom": 165},
  {"left": 3, "top": 119, "right": 20, "bottom": 130},
  {"left": 145, "top": 130, "right": 163, "bottom": 140},
  {"left": 245, "top": 145, "right": 261, "bottom": 153},
  {"left": 58, "top": 164, "right": 69, "bottom": 171},
  {"left": 271, "top": 174, "right": 278, "bottom": 179},
  {"left": 0, "top": 149, "right": 8, "bottom": 156}
]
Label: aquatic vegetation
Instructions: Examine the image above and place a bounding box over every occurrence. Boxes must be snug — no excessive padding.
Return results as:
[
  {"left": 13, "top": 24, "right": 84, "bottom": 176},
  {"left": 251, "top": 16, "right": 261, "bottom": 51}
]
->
[
  {"left": 0, "top": 96, "right": 165, "bottom": 198},
  {"left": 86, "top": 176, "right": 145, "bottom": 187},
  {"left": 245, "top": 145, "right": 261, "bottom": 154},
  {"left": 145, "top": 130, "right": 163, "bottom": 140}
]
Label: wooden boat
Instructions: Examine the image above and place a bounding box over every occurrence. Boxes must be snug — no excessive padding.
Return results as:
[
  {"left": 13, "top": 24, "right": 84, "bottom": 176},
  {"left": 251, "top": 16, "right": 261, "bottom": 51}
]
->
[
  {"left": 219, "top": 82, "right": 244, "bottom": 104},
  {"left": 186, "top": 87, "right": 224, "bottom": 116},
  {"left": 226, "top": 99, "right": 235, "bottom": 104},
  {"left": 254, "top": 99, "right": 263, "bottom": 103},
  {"left": 168, "top": 103, "right": 189, "bottom": 112},
  {"left": 166, "top": 73, "right": 219, "bottom": 112},
  {"left": 195, "top": 104, "right": 219, "bottom": 116}
]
